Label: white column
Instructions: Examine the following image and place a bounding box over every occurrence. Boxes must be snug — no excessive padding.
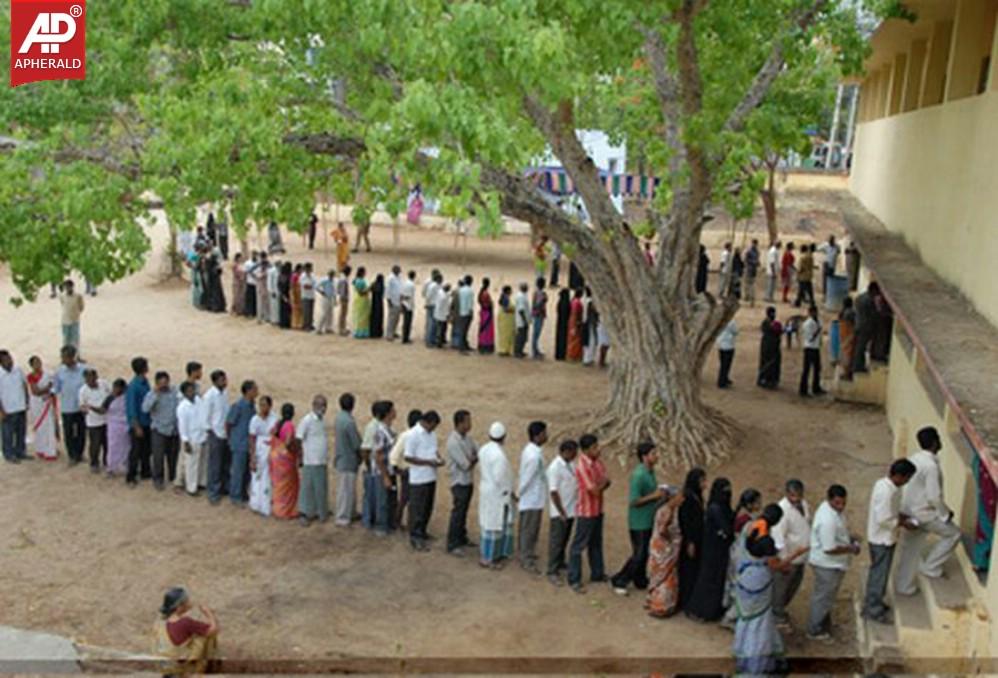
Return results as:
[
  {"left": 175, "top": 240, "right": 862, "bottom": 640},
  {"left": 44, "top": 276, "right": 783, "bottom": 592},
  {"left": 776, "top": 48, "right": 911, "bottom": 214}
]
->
[
  {"left": 840, "top": 85, "right": 859, "bottom": 169},
  {"left": 827, "top": 84, "right": 844, "bottom": 168}
]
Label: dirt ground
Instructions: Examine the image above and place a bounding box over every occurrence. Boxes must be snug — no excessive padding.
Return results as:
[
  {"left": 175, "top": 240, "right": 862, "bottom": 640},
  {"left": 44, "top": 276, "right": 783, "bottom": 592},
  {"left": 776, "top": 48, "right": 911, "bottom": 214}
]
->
[{"left": 0, "top": 200, "right": 892, "bottom": 666}]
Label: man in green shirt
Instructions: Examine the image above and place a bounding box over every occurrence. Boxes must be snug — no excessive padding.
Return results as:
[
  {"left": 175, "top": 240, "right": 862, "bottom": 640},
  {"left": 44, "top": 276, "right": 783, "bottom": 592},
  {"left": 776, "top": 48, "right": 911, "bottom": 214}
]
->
[{"left": 611, "top": 442, "right": 663, "bottom": 595}]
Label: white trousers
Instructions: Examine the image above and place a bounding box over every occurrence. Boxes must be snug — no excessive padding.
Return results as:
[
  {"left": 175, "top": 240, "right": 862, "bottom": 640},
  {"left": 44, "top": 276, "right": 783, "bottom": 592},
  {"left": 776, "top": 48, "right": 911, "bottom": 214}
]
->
[{"left": 894, "top": 517, "right": 962, "bottom": 594}]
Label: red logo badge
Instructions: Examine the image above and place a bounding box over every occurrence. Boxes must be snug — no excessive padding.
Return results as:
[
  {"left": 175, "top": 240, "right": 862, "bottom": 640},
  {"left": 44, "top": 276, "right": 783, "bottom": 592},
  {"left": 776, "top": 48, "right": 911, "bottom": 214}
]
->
[{"left": 9, "top": 0, "right": 86, "bottom": 87}]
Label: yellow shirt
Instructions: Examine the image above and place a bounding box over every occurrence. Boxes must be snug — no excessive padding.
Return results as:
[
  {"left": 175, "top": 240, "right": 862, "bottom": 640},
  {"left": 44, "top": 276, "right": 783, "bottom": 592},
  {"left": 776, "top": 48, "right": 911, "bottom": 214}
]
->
[{"left": 60, "top": 293, "right": 84, "bottom": 324}]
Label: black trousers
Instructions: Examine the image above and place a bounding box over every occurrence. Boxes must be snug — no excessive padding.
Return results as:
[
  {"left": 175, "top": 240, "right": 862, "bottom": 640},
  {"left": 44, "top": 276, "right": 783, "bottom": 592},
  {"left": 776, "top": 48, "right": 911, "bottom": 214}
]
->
[
  {"left": 447, "top": 484, "right": 474, "bottom": 551},
  {"left": 435, "top": 321, "right": 449, "bottom": 348},
  {"left": 219, "top": 235, "right": 229, "bottom": 260},
  {"left": 207, "top": 432, "right": 231, "bottom": 502},
  {"left": 550, "top": 258, "right": 560, "bottom": 288},
  {"left": 402, "top": 309, "right": 414, "bottom": 343},
  {"left": 547, "top": 516, "right": 574, "bottom": 575},
  {"left": 62, "top": 412, "right": 86, "bottom": 462},
  {"left": 408, "top": 481, "right": 436, "bottom": 544},
  {"left": 86, "top": 425, "right": 107, "bottom": 469},
  {"left": 151, "top": 431, "right": 180, "bottom": 485},
  {"left": 611, "top": 528, "right": 652, "bottom": 590},
  {"left": 795, "top": 280, "right": 815, "bottom": 307},
  {"left": 302, "top": 299, "right": 315, "bottom": 330},
  {"left": 717, "top": 349, "right": 734, "bottom": 387},
  {"left": 514, "top": 326, "right": 528, "bottom": 357},
  {"left": 459, "top": 315, "right": 472, "bottom": 351},
  {"left": 127, "top": 424, "right": 151, "bottom": 482},
  {"left": 568, "top": 515, "right": 605, "bottom": 586},
  {"left": 800, "top": 347, "right": 822, "bottom": 395},
  {"left": 245, "top": 286, "right": 257, "bottom": 317}
]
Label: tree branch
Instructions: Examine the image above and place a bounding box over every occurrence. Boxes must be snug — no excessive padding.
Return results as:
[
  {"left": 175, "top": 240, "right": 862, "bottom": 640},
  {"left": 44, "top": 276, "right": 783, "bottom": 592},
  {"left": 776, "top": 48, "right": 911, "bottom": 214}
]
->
[
  {"left": 723, "top": 0, "right": 830, "bottom": 134},
  {"left": 641, "top": 28, "right": 683, "bottom": 173}
]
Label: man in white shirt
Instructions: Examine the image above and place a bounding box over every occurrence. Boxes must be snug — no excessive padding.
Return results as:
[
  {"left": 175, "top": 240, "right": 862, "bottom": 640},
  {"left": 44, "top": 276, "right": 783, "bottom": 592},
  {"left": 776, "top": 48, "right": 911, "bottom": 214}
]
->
[
  {"left": 715, "top": 319, "right": 737, "bottom": 389},
  {"left": 296, "top": 394, "right": 330, "bottom": 526},
  {"left": 863, "top": 458, "right": 917, "bottom": 623},
  {"left": 457, "top": 275, "right": 475, "bottom": 353},
  {"left": 0, "top": 349, "right": 29, "bottom": 463},
  {"left": 204, "top": 370, "right": 230, "bottom": 505},
  {"left": 400, "top": 270, "right": 417, "bottom": 344},
  {"left": 299, "top": 263, "right": 317, "bottom": 331},
  {"left": 267, "top": 258, "right": 281, "bottom": 325},
  {"left": 433, "top": 285, "right": 452, "bottom": 349},
  {"left": 546, "top": 439, "right": 579, "bottom": 585},
  {"left": 895, "top": 426, "right": 963, "bottom": 596},
  {"left": 243, "top": 254, "right": 258, "bottom": 318},
  {"left": 806, "top": 484, "right": 860, "bottom": 640},
  {"left": 771, "top": 479, "right": 812, "bottom": 625},
  {"left": 404, "top": 410, "right": 444, "bottom": 551},
  {"left": 315, "top": 269, "right": 337, "bottom": 335},
  {"left": 765, "top": 241, "right": 781, "bottom": 302},
  {"left": 175, "top": 380, "right": 208, "bottom": 495},
  {"left": 718, "top": 242, "right": 732, "bottom": 296},
  {"left": 422, "top": 269, "right": 442, "bottom": 347},
  {"left": 818, "top": 234, "right": 840, "bottom": 298},
  {"left": 385, "top": 265, "right": 403, "bottom": 341},
  {"left": 513, "top": 283, "right": 530, "bottom": 358},
  {"left": 79, "top": 368, "right": 111, "bottom": 473},
  {"left": 517, "top": 421, "right": 549, "bottom": 574},
  {"left": 445, "top": 409, "right": 478, "bottom": 555},
  {"left": 799, "top": 305, "right": 826, "bottom": 397}
]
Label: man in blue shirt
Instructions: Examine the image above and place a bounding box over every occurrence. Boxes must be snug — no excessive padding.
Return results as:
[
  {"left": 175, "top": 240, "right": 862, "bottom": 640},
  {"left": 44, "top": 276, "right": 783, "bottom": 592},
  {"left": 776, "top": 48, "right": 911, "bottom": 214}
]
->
[
  {"left": 225, "top": 380, "right": 258, "bottom": 506},
  {"left": 54, "top": 345, "right": 87, "bottom": 464},
  {"left": 125, "top": 356, "right": 152, "bottom": 485}
]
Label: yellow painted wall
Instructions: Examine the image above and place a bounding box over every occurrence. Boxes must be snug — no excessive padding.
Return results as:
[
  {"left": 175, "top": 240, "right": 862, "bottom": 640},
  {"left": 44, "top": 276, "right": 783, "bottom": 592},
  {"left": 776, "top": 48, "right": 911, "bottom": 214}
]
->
[{"left": 849, "top": 91, "right": 998, "bottom": 328}]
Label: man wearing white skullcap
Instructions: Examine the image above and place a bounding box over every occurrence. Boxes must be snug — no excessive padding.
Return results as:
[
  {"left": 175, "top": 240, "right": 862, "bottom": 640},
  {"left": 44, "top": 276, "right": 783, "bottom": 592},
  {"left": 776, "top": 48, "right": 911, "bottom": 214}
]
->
[{"left": 478, "top": 422, "right": 515, "bottom": 568}]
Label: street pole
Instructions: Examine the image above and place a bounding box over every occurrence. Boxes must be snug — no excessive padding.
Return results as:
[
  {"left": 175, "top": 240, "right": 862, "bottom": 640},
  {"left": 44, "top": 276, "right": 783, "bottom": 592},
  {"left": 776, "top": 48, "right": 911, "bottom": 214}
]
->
[{"left": 827, "top": 84, "right": 844, "bottom": 169}]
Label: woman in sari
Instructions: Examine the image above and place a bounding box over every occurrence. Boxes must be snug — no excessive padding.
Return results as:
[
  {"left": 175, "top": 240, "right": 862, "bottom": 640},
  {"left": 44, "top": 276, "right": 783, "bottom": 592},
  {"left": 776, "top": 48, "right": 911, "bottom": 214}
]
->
[
  {"left": 333, "top": 222, "right": 350, "bottom": 272},
  {"left": 478, "top": 278, "right": 495, "bottom": 354},
  {"left": 973, "top": 455, "right": 997, "bottom": 571},
  {"left": 230, "top": 253, "right": 246, "bottom": 316},
  {"left": 678, "top": 467, "right": 707, "bottom": 610},
  {"left": 370, "top": 274, "right": 385, "bottom": 339},
  {"left": 566, "top": 288, "right": 585, "bottom": 362},
  {"left": 352, "top": 267, "right": 372, "bottom": 338},
  {"left": 154, "top": 587, "right": 219, "bottom": 675},
  {"left": 105, "top": 379, "right": 130, "bottom": 476},
  {"left": 646, "top": 487, "right": 685, "bottom": 618},
  {"left": 721, "top": 489, "right": 763, "bottom": 629},
  {"left": 188, "top": 249, "right": 203, "bottom": 309},
  {"left": 554, "top": 289, "right": 570, "bottom": 361},
  {"left": 26, "top": 356, "right": 58, "bottom": 461},
  {"left": 757, "top": 306, "right": 783, "bottom": 389},
  {"left": 496, "top": 285, "right": 515, "bottom": 357},
  {"left": 733, "top": 525, "right": 807, "bottom": 677},
  {"left": 278, "top": 263, "right": 292, "bottom": 329},
  {"left": 687, "top": 477, "right": 736, "bottom": 622},
  {"left": 838, "top": 296, "right": 857, "bottom": 381},
  {"left": 269, "top": 403, "right": 299, "bottom": 520},
  {"left": 249, "top": 396, "right": 278, "bottom": 517},
  {"left": 533, "top": 236, "right": 548, "bottom": 278},
  {"left": 290, "top": 263, "right": 304, "bottom": 329}
]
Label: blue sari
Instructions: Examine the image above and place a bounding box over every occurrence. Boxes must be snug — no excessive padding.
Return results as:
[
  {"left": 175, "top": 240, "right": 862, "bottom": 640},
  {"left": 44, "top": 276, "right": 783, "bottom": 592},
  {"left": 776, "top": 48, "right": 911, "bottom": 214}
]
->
[{"left": 733, "top": 554, "right": 787, "bottom": 676}]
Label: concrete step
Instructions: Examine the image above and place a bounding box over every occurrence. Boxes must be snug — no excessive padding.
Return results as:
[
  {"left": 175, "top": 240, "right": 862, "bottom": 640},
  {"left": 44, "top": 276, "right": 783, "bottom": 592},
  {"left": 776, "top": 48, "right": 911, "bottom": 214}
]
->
[{"left": 833, "top": 362, "right": 888, "bottom": 405}]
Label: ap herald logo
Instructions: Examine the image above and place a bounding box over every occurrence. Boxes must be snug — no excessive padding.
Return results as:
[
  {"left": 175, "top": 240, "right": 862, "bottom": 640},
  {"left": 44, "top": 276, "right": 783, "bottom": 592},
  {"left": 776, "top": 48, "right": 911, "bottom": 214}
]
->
[{"left": 10, "top": 0, "right": 86, "bottom": 87}]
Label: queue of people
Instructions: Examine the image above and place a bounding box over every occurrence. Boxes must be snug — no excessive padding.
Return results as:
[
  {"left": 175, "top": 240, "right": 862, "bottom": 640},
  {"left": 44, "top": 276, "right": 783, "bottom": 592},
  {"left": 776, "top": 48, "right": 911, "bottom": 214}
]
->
[
  {"left": 0, "top": 340, "right": 963, "bottom": 674},
  {"left": 184, "top": 231, "right": 612, "bottom": 366}
]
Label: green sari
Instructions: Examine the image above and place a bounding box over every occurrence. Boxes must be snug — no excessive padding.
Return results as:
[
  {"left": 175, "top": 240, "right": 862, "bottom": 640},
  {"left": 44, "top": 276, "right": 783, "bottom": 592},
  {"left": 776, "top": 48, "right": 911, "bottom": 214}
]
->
[{"left": 353, "top": 278, "right": 371, "bottom": 338}]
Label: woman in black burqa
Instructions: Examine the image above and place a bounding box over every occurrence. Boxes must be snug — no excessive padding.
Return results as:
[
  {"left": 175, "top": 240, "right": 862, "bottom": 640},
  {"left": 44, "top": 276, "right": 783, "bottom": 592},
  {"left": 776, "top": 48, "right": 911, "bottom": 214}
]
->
[
  {"left": 685, "top": 477, "right": 736, "bottom": 622},
  {"left": 678, "top": 467, "right": 707, "bottom": 609}
]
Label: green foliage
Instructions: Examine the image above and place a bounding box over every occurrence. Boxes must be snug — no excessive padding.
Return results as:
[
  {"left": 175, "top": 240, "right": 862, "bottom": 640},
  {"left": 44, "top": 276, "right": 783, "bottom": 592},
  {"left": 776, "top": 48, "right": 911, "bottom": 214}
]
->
[{"left": 0, "top": 0, "right": 892, "bottom": 303}]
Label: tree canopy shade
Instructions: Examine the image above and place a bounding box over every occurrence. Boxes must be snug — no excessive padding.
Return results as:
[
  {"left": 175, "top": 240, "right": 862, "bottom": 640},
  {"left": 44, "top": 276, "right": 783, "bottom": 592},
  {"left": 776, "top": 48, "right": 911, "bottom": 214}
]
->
[{"left": 0, "top": 0, "right": 905, "bottom": 464}]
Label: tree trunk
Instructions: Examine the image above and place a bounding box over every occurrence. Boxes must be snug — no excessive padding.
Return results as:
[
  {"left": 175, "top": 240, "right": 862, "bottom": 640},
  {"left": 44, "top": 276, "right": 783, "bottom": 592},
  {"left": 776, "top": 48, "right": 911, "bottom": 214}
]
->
[
  {"left": 760, "top": 164, "right": 778, "bottom": 245},
  {"left": 584, "top": 247, "right": 739, "bottom": 469},
  {"left": 164, "top": 220, "right": 183, "bottom": 279}
]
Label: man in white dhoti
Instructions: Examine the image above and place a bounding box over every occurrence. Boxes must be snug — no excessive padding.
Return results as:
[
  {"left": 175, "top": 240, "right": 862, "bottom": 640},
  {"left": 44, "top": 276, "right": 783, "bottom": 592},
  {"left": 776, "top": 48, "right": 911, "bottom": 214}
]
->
[
  {"left": 478, "top": 422, "right": 515, "bottom": 569},
  {"left": 895, "top": 426, "right": 962, "bottom": 595}
]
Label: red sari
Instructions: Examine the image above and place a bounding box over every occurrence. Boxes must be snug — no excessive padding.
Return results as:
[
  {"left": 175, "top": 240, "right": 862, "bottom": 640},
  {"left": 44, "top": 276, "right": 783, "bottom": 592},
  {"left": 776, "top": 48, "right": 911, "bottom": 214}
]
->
[
  {"left": 269, "top": 420, "right": 299, "bottom": 519},
  {"left": 566, "top": 297, "right": 584, "bottom": 362}
]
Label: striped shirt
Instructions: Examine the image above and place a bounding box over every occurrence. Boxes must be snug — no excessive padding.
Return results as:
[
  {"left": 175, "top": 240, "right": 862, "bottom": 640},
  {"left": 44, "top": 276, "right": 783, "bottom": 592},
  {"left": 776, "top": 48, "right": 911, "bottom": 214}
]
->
[{"left": 575, "top": 453, "right": 607, "bottom": 518}]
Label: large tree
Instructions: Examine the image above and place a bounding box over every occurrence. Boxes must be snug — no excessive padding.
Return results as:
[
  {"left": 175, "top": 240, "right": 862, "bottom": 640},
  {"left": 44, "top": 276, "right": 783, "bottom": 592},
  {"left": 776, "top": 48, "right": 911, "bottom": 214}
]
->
[{"left": 1, "top": 0, "right": 897, "bottom": 465}]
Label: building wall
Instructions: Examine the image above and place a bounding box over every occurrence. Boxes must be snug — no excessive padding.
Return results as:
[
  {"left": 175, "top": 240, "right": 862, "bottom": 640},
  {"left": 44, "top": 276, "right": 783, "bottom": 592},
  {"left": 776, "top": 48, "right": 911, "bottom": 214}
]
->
[{"left": 849, "top": 91, "right": 998, "bottom": 327}]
